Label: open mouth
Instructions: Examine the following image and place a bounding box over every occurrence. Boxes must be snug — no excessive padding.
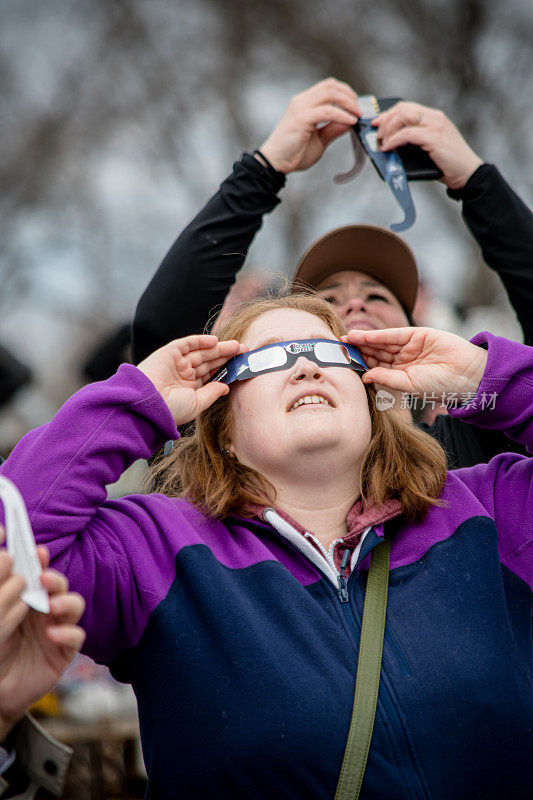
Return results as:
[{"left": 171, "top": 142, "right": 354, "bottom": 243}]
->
[{"left": 289, "top": 395, "right": 332, "bottom": 412}]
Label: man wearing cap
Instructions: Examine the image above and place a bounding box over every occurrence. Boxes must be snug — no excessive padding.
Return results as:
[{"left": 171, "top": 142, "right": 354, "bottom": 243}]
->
[{"left": 132, "top": 78, "right": 533, "bottom": 467}]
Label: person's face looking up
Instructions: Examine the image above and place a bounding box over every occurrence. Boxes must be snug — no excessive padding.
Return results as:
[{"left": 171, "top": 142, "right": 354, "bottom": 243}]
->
[
  {"left": 315, "top": 270, "right": 409, "bottom": 331},
  {"left": 227, "top": 308, "right": 372, "bottom": 477}
]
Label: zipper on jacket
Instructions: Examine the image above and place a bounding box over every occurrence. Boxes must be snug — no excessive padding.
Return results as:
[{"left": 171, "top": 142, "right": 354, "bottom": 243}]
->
[
  {"left": 260, "top": 509, "right": 429, "bottom": 798},
  {"left": 262, "top": 508, "right": 375, "bottom": 605},
  {"left": 337, "top": 547, "right": 350, "bottom": 603},
  {"left": 304, "top": 531, "right": 344, "bottom": 577}
]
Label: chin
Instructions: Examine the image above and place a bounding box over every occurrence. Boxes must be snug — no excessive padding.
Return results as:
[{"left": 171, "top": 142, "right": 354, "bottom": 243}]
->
[{"left": 290, "top": 427, "right": 344, "bottom": 453}]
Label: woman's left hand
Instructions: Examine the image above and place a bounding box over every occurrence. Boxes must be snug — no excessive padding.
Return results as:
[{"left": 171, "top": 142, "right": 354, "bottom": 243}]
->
[
  {"left": 343, "top": 327, "right": 487, "bottom": 398},
  {"left": 371, "top": 102, "right": 483, "bottom": 191}
]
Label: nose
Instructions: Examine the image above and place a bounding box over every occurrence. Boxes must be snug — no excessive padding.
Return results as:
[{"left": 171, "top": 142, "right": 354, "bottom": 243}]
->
[
  {"left": 340, "top": 295, "right": 367, "bottom": 320},
  {"left": 289, "top": 356, "right": 325, "bottom": 383}
]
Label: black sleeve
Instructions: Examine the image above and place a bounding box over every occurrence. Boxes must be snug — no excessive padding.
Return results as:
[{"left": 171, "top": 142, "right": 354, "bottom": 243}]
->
[
  {"left": 83, "top": 323, "right": 132, "bottom": 382},
  {"left": 132, "top": 153, "right": 286, "bottom": 363},
  {"left": 419, "top": 413, "right": 528, "bottom": 470},
  {"left": 448, "top": 164, "right": 533, "bottom": 345},
  {"left": 0, "top": 343, "right": 32, "bottom": 409}
]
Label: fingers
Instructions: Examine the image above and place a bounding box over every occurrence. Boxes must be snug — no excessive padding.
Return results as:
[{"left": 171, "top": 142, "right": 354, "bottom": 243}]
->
[
  {"left": 40, "top": 568, "right": 68, "bottom": 596},
  {"left": 372, "top": 102, "right": 448, "bottom": 152},
  {"left": 137, "top": 335, "right": 235, "bottom": 378},
  {"left": 318, "top": 121, "right": 354, "bottom": 147},
  {"left": 49, "top": 591, "right": 85, "bottom": 625},
  {"left": 373, "top": 101, "right": 433, "bottom": 129},
  {"left": 0, "top": 564, "right": 28, "bottom": 643},
  {"left": 193, "top": 355, "right": 235, "bottom": 381},
  {"left": 175, "top": 341, "right": 247, "bottom": 385},
  {"left": 316, "top": 77, "right": 360, "bottom": 102},
  {"left": 371, "top": 101, "right": 482, "bottom": 190},
  {"left": 183, "top": 340, "right": 246, "bottom": 368},
  {"left": 343, "top": 329, "right": 423, "bottom": 370},
  {"left": 193, "top": 381, "right": 230, "bottom": 414},
  {"left": 308, "top": 104, "right": 358, "bottom": 128},
  {"left": 281, "top": 80, "right": 360, "bottom": 138},
  {"left": 0, "top": 551, "right": 29, "bottom": 641},
  {"left": 0, "top": 598, "right": 29, "bottom": 643},
  {"left": 37, "top": 546, "right": 50, "bottom": 570},
  {"left": 363, "top": 367, "right": 413, "bottom": 392},
  {"left": 379, "top": 126, "right": 430, "bottom": 153},
  {"left": 344, "top": 327, "right": 418, "bottom": 348},
  {"left": 373, "top": 101, "right": 432, "bottom": 132},
  {"left": 166, "top": 334, "right": 230, "bottom": 357},
  {"left": 260, "top": 77, "right": 361, "bottom": 173},
  {"left": 300, "top": 78, "right": 361, "bottom": 117},
  {"left": 41, "top": 564, "right": 85, "bottom": 630},
  {"left": 358, "top": 352, "right": 380, "bottom": 370},
  {"left": 0, "top": 550, "right": 14, "bottom": 583},
  {"left": 43, "top": 578, "right": 86, "bottom": 653},
  {"left": 2, "top": 548, "right": 50, "bottom": 582},
  {"left": 0, "top": 571, "right": 26, "bottom": 614},
  {"left": 357, "top": 346, "right": 398, "bottom": 364},
  {"left": 46, "top": 624, "right": 86, "bottom": 653},
  {"left": 166, "top": 339, "right": 245, "bottom": 382}
]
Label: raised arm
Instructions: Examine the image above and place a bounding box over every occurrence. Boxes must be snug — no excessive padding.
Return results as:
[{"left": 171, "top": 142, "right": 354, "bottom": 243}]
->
[
  {"left": 132, "top": 78, "right": 361, "bottom": 363},
  {"left": 374, "top": 103, "right": 533, "bottom": 345},
  {"left": 453, "top": 165, "right": 533, "bottom": 346},
  {"left": 0, "top": 365, "right": 175, "bottom": 664},
  {"left": 447, "top": 332, "right": 533, "bottom": 588},
  {"left": 346, "top": 326, "right": 533, "bottom": 586},
  {"left": 0, "top": 336, "right": 245, "bottom": 664},
  {"left": 132, "top": 155, "right": 285, "bottom": 362}
]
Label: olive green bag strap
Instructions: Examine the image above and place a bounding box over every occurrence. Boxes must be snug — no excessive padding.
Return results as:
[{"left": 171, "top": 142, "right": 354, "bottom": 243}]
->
[{"left": 335, "top": 536, "right": 391, "bottom": 800}]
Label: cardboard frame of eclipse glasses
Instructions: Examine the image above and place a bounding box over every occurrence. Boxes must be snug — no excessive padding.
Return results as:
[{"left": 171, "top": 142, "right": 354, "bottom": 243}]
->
[
  {"left": 211, "top": 339, "right": 368, "bottom": 385},
  {"left": 334, "top": 95, "right": 442, "bottom": 233}
]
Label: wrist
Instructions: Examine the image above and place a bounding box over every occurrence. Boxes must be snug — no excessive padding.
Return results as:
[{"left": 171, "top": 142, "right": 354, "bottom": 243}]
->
[
  {"left": 256, "top": 139, "right": 292, "bottom": 174},
  {"left": 462, "top": 347, "right": 488, "bottom": 398},
  {"left": 253, "top": 150, "right": 274, "bottom": 171},
  {"left": 443, "top": 155, "right": 483, "bottom": 191}
]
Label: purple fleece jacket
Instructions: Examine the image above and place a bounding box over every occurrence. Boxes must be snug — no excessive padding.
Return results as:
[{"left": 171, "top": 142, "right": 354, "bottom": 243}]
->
[{"left": 0, "top": 332, "right": 531, "bottom": 668}]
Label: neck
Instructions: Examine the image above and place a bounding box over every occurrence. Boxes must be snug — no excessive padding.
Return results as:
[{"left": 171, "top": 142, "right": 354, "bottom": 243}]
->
[{"left": 263, "top": 454, "right": 361, "bottom": 548}]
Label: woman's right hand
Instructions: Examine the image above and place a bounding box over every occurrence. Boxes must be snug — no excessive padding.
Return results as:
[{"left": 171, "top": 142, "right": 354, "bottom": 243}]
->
[
  {"left": 137, "top": 335, "right": 247, "bottom": 425},
  {"left": 258, "top": 78, "right": 361, "bottom": 174}
]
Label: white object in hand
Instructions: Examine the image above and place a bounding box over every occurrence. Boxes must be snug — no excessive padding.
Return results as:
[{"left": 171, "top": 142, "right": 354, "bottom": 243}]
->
[{"left": 0, "top": 476, "right": 49, "bottom": 613}]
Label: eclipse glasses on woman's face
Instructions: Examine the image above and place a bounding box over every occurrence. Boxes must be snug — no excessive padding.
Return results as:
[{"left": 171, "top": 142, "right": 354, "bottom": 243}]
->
[{"left": 211, "top": 339, "right": 368, "bottom": 386}]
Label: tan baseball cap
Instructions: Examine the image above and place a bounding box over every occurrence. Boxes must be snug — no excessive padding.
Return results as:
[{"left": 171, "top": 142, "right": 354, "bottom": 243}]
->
[{"left": 291, "top": 224, "right": 418, "bottom": 314}]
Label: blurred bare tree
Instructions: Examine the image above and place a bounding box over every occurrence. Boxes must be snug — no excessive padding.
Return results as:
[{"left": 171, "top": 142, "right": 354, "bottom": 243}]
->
[{"left": 0, "top": 0, "right": 531, "bottom": 438}]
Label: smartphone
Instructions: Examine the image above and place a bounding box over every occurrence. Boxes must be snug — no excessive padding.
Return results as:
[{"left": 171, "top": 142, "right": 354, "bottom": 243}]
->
[{"left": 361, "top": 97, "right": 442, "bottom": 181}]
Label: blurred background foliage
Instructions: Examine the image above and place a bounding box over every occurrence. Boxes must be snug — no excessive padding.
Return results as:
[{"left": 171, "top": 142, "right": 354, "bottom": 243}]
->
[{"left": 0, "top": 0, "right": 532, "bottom": 448}]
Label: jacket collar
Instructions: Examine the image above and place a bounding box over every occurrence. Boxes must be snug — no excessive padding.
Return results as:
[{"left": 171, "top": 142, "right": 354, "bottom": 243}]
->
[{"left": 247, "top": 497, "right": 402, "bottom": 546}]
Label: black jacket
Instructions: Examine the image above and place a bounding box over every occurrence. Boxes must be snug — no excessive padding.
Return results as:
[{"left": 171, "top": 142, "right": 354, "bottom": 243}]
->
[{"left": 133, "top": 157, "right": 533, "bottom": 468}]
